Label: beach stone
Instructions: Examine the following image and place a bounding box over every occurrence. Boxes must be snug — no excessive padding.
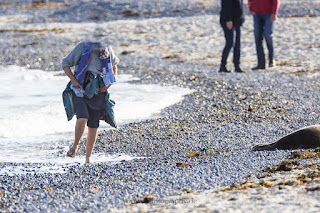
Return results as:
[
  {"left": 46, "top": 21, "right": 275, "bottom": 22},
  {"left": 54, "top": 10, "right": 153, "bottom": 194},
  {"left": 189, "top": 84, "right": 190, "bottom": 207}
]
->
[{"left": 252, "top": 125, "right": 320, "bottom": 151}]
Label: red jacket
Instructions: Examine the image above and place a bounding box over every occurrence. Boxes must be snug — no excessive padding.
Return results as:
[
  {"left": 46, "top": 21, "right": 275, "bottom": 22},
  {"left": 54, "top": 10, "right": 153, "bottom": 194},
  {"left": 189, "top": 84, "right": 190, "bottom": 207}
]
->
[{"left": 248, "top": 0, "right": 280, "bottom": 15}]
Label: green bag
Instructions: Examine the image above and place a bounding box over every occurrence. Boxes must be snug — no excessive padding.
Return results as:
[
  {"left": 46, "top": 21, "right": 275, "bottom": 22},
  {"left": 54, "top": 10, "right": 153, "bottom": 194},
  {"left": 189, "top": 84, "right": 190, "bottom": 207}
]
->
[{"left": 62, "top": 81, "right": 75, "bottom": 121}]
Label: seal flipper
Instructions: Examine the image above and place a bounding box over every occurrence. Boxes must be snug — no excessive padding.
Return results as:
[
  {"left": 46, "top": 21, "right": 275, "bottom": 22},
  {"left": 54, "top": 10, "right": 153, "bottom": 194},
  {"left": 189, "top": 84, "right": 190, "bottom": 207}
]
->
[{"left": 252, "top": 143, "right": 276, "bottom": 151}]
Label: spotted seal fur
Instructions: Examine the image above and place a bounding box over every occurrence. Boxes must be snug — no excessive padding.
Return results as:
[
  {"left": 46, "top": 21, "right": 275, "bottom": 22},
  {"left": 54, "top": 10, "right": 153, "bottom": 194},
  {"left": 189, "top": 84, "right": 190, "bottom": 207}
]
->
[{"left": 252, "top": 125, "right": 320, "bottom": 151}]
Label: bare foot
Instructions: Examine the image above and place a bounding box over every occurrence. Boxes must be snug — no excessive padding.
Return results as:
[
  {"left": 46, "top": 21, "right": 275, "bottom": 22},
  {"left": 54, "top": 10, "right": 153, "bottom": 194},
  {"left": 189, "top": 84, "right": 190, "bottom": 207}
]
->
[
  {"left": 67, "top": 145, "right": 79, "bottom": 157},
  {"left": 85, "top": 157, "right": 92, "bottom": 164}
]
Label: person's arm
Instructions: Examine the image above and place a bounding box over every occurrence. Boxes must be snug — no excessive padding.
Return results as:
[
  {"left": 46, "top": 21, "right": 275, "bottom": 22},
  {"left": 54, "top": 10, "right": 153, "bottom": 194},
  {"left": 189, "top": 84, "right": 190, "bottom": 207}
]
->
[
  {"left": 248, "top": 0, "right": 255, "bottom": 15},
  {"left": 271, "top": 0, "right": 280, "bottom": 22},
  {"left": 99, "top": 84, "right": 111, "bottom": 93},
  {"left": 98, "top": 65, "right": 117, "bottom": 93},
  {"left": 225, "top": 0, "right": 233, "bottom": 29},
  {"left": 61, "top": 41, "right": 85, "bottom": 89},
  {"left": 63, "top": 66, "right": 83, "bottom": 90},
  {"left": 113, "top": 65, "right": 118, "bottom": 77},
  {"left": 99, "top": 79, "right": 113, "bottom": 92}
]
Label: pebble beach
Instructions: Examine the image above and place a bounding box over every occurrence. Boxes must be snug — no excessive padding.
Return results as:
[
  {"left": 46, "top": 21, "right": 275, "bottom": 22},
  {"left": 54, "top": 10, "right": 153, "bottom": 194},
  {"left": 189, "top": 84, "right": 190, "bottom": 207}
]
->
[{"left": 0, "top": 0, "right": 320, "bottom": 212}]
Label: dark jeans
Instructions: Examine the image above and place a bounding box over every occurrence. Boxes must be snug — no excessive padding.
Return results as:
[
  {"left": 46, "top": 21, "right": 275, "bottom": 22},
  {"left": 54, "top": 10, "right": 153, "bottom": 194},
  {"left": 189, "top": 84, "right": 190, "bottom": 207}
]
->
[
  {"left": 221, "top": 23, "right": 241, "bottom": 67},
  {"left": 253, "top": 13, "right": 274, "bottom": 67}
]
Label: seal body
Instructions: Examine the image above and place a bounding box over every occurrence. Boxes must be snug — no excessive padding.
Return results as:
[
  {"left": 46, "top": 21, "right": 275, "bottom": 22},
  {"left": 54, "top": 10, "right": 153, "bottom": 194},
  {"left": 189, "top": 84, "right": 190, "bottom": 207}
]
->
[{"left": 252, "top": 125, "right": 320, "bottom": 151}]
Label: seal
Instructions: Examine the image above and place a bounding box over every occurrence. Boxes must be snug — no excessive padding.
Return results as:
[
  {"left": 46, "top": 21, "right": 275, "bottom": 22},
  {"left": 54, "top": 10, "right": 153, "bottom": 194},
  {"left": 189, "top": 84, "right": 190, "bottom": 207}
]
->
[{"left": 252, "top": 125, "right": 320, "bottom": 151}]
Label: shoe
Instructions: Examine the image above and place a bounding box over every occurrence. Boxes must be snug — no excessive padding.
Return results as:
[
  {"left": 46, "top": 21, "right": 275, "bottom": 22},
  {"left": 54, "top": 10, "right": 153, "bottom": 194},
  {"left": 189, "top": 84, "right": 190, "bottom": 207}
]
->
[
  {"left": 219, "top": 65, "right": 231, "bottom": 73},
  {"left": 235, "top": 66, "right": 245, "bottom": 73},
  {"left": 269, "top": 60, "right": 276, "bottom": 67},
  {"left": 252, "top": 65, "right": 265, "bottom": 70}
]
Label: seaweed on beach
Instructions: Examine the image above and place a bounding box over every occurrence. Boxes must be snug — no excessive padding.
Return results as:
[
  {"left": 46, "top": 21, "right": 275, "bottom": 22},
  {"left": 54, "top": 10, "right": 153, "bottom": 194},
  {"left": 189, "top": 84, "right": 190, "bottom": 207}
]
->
[
  {"left": 220, "top": 160, "right": 320, "bottom": 193},
  {"left": 288, "top": 150, "right": 320, "bottom": 159},
  {"left": 263, "top": 160, "right": 300, "bottom": 173},
  {"left": 0, "top": 2, "right": 13, "bottom": 6},
  {"left": 17, "top": 2, "right": 70, "bottom": 9},
  {"left": 219, "top": 179, "right": 275, "bottom": 192},
  {"left": 298, "top": 171, "right": 320, "bottom": 182},
  {"left": 305, "top": 185, "right": 320, "bottom": 191},
  {"left": 176, "top": 162, "right": 195, "bottom": 168},
  {"left": 0, "top": 28, "right": 67, "bottom": 33},
  {"left": 282, "top": 69, "right": 320, "bottom": 76}
]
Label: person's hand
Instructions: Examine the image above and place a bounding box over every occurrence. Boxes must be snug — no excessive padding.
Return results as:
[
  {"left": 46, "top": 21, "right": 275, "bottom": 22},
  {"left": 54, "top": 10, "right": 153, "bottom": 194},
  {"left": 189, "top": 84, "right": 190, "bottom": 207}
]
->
[
  {"left": 99, "top": 85, "right": 110, "bottom": 93},
  {"left": 71, "top": 79, "right": 84, "bottom": 90},
  {"left": 250, "top": 11, "right": 256, "bottom": 16},
  {"left": 271, "top": 14, "right": 277, "bottom": 22},
  {"left": 63, "top": 66, "right": 84, "bottom": 90},
  {"left": 226, "top": 21, "right": 233, "bottom": 30}
]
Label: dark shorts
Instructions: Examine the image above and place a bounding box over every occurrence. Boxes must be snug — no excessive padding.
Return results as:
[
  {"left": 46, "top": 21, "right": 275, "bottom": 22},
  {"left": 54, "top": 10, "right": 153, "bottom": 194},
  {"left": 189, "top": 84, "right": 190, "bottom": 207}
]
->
[{"left": 72, "top": 92, "right": 106, "bottom": 128}]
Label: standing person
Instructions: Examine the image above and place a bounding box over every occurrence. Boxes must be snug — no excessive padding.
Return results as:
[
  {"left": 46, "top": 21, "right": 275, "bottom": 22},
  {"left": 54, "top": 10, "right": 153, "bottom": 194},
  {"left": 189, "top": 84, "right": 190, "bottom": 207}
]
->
[
  {"left": 62, "top": 40, "right": 119, "bottom": 164},
  {"left": 219, "top": 0, "right": 245, "bottom": 73},
  {"left": 249, "top": 0, "right": 280, "bottom": 70}
]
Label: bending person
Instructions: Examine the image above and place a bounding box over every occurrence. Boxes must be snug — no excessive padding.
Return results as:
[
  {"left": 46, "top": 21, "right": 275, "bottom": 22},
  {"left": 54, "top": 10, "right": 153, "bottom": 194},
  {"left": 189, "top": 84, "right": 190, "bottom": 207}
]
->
[{"left": 62, "top": 40, "right": 119, "bottom": 164}]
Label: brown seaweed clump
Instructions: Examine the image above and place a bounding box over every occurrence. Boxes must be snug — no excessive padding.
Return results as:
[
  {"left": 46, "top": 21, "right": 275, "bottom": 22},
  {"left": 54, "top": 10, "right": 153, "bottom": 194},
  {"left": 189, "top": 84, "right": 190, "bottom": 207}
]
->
[
  {"left": 263, "top": 160, "right": 300, "bottom": 173},
  {"left": 288, "top": 150, "right": 320, "bottom": 160}
]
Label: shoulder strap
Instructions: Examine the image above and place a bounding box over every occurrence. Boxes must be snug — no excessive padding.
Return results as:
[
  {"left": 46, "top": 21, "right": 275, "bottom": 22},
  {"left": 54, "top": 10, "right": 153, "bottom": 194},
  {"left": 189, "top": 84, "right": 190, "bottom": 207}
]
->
[
  {"left": 74, "top": 42, "right": 92, "bottom": 86},
  {"left": 102, "top": 53, "right": 116, "bottom": 86}
]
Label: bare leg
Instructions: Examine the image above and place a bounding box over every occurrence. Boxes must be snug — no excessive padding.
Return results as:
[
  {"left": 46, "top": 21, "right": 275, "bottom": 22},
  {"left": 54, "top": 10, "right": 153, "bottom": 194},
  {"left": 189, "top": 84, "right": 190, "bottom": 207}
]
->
[
  {"left": 86, "top": 127, "right": 98, "bottom": 164},
  {"left": 67, "top": 118, "right": 87, "bottom": 157}
]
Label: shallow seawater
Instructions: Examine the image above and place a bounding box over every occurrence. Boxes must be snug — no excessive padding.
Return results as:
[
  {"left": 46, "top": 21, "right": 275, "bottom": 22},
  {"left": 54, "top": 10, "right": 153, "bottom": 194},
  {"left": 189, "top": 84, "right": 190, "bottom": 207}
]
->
[{"left": 0, "top": 65, "right": 192, "bottom": 175}]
